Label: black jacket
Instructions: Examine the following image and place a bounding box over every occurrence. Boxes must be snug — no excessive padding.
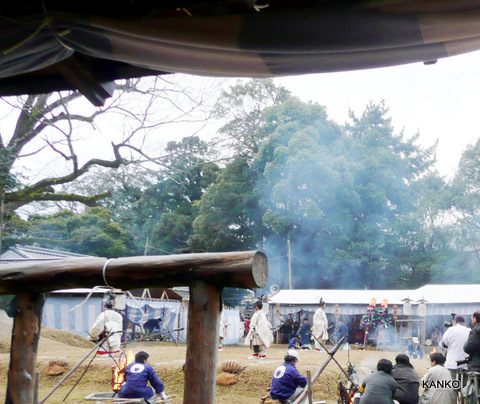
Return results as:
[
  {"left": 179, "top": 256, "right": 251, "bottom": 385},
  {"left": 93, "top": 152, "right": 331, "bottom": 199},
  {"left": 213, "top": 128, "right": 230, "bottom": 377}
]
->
[
  {"left": 391, "top": 363, "right": 420, "bottom": 404},
  {"left": 464, "top": 323, "right": 480, "bottom": 371}
]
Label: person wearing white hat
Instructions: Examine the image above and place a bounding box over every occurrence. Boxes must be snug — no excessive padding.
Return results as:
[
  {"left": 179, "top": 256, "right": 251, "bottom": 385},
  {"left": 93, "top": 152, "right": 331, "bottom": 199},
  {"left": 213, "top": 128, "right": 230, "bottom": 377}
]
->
[
  {"left": 407, "top": 337, "right": 424, "bottom": 359},
  {"left": 270, "top": 349, "right": 308, "bottom": 403}
]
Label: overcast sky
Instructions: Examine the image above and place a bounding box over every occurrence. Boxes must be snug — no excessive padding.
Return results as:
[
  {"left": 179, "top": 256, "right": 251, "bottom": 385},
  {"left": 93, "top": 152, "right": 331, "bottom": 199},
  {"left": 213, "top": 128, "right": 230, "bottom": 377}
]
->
[{"left": 274, "top": 49, "right": 480, "bottom": 178}]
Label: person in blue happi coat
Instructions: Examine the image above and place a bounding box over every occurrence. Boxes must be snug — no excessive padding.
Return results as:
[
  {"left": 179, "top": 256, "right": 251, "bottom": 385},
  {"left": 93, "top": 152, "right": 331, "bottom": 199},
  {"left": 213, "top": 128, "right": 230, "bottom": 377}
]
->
[
  {"left": 297, "top": 317, "right": 312, "bottom": 350},
  {"left": 270, "top": 349, "right": 308, "bottom": 403},
  {"left": 118, "top": 351, "right": 169, "bottom": 403}
]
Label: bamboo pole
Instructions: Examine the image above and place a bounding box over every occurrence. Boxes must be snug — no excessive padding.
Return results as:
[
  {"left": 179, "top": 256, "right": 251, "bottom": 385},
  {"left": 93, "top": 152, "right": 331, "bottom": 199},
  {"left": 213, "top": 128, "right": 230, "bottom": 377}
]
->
[
  {"left": 183, "top": 281, "right": 221, "bottom": 404},
  {"left": 5, "top": 293, "right": 45, "bottom": 404},
  {"left": 0, "top": 251, "right": 268, "bottom": 294},
  {"left": 39, "top": 336, "right": 108, "bottom": 404}
]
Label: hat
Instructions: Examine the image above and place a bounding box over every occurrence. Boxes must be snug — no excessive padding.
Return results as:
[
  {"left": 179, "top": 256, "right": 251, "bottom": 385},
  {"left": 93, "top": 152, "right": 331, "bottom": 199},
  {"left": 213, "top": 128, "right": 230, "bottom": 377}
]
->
[
  {"left": 287, "top": 349, "right": 301, "bottom": 361},
  {"left": 412, "top": 337, "right": 419, "bottom": 344}
]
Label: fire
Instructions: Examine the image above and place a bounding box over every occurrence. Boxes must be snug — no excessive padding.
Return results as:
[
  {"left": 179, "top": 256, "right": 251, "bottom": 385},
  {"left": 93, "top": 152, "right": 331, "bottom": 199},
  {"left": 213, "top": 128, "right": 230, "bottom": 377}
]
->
[
  {"left": 431, "top": 346, "right": 437, "bottom": 354},
  {"left": 111, "top": 350, "right": 135, "bottom": 392}
]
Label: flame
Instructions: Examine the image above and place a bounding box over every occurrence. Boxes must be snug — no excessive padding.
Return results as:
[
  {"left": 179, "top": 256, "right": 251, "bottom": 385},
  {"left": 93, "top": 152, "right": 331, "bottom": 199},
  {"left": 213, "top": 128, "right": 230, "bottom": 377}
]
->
[
  {"left": 431, "top": 346, "right": 437, "bottom": 354},
  {"left": 111, "top": 350, "right": 135, "bottom": 392}
]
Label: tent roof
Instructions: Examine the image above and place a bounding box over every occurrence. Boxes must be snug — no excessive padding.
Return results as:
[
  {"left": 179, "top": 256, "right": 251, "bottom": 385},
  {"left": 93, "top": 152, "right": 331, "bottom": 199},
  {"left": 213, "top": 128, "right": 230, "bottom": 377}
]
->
[
  {"left": 0, "top": 244, "right": 92, "bottom": 260},
  {"left": 269, "top": 284, "right": 480, "bottom": 306},
  {"left": 3, "top": 1, "right": 480, "bottom": 105}
]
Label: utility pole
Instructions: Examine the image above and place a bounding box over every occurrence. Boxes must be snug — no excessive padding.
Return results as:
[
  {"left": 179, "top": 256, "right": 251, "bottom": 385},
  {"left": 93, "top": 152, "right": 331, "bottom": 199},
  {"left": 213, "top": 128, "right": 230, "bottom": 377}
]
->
[
  {"left": 287, "top": 237, "right": 292, "bottom": 289},
  {"left": 144, "top": 236, "right": 149, "bottom": 256},
  {"left": 0, "top": 188, "right": 4, "bottom": 255}
]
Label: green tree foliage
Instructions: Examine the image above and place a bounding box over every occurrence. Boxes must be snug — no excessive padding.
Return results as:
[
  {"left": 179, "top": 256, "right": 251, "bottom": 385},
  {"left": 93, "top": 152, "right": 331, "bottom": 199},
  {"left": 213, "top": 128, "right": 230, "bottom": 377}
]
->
[
  {"left": 255, "top": 100, "right": 439, "bottom": 289},
  {"left": 438, "top": 139, "right": 480, "bottom": 282},
  {"left": 212, "top": 79, "right": 291, "bottom": 157},
  {"left": 189, "top": 80, "right": 291, "bottom": 253},
  {"left": 26, "top": 207, "right": 139, "bottom": 257},
  {"left": 103, "top": 136, "right": 219, "bottom": 254},
  {"left": 189, "top": 155, "right": 263, "bottom": 252}
]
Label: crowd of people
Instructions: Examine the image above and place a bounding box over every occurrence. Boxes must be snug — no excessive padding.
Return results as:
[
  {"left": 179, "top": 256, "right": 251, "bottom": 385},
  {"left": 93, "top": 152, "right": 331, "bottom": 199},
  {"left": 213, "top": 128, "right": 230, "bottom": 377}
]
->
[{"left": 89, "top": 295, "right": 480, "bottom": 403}]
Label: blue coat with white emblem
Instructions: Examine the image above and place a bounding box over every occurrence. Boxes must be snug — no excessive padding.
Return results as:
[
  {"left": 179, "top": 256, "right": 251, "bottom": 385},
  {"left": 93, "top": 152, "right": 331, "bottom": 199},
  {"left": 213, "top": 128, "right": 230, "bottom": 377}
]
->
[
  {"left": 270, "top": 362, "right": 307, "bottom": 400},
  {"left": 118, "top": 361, "right": 165, "bottom": 399}
]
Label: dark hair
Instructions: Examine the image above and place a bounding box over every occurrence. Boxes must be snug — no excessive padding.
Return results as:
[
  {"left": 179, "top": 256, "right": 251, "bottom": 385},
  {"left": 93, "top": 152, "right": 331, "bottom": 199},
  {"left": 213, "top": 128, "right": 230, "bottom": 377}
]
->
[
  {"left": 473, "top": 311, "right": 480, "bottom": 323},
  {"left": 377, "top": 359, "right": 393, "bottom": 374},
  {"left": 284, "top": 355, "right": 298, "bottom": 363},
  {"left": 304, "top": 317, "right": 308, "bottom": 321},
  {"left": 430, "top": 352, "right": 446, "bottom": 365},
  {"left": 105, "top": 301, "right": 113, "bottom": 309},
  {"left": 255, "top": 300, "right": 263, "bottom": 310},
  {"left": 454, "top": 314, "right": 465, "bottom": 323},
  {"left": 395, "top": 354, "right": 411, "bottom": 365},
  {"left": 135, "top": 351, "right": 149, "bottom": 363},
  {"left": 295, "top": 335, "right": 301, "bottom": 339}
]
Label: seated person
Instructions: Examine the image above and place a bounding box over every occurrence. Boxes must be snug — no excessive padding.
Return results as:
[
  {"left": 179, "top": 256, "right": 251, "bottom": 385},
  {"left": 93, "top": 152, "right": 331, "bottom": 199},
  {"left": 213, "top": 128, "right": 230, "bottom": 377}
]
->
[
  {"left": 270, "top": 349, "right": 307, "bottom": 404},
  {"left": 407, "top": 337, "right": 424, "bottom": 359},
  {"left": 419, "top": 352, "right": 456, "bottom": 404},
  {"left": 359, "top": 359, "right": 397, "bottom": 404},
  {"left": 391, "top": 354, "right": 420, "bottom": 404},
  {"left": 288, "top": 335, "right": 302, "bottom": 349},
  {"left": 118, "top": 351, "right": 169, "bottom": 403}
]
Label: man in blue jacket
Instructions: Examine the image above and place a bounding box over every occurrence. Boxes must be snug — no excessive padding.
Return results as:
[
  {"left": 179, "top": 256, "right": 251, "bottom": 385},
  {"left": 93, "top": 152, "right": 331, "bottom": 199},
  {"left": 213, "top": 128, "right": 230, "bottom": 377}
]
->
[
  {"left": 118, "top": 351, "right": 169, "bottom": 403},
  {"left": 270, "top": 349, "right": 308, "bottom": 403}
]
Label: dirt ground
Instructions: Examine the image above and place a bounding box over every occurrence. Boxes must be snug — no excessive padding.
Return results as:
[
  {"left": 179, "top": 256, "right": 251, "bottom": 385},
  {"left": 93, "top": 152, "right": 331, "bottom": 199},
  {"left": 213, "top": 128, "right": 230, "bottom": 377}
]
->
[{"left": 0, "top": 314, "right": 433, "bottom": 404}]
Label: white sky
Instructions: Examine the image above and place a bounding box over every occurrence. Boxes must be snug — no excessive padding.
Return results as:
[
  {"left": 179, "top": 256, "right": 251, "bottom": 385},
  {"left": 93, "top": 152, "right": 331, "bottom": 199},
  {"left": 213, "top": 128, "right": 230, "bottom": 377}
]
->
[{"left": 274, "top": 49, "right": 480, "bottom": 178}]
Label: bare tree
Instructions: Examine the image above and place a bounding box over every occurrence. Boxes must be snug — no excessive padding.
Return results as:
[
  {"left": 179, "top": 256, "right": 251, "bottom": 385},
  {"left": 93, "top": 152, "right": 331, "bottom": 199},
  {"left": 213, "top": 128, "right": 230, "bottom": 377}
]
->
[{"left": 0, "top": 75, "right": 220, "bottom": 249}]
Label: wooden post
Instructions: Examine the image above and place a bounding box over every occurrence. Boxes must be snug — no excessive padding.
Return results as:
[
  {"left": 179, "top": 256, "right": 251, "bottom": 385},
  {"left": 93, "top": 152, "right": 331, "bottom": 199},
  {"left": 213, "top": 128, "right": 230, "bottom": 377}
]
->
[
  {"left": 183, "top": 281, "right": 221, "bottom": 404},
  {"left": 306, "top": 370, "right": 313, "bottom": 404},
  {"left": 6, "top": 293, "right": 45, "bottom": 404}
]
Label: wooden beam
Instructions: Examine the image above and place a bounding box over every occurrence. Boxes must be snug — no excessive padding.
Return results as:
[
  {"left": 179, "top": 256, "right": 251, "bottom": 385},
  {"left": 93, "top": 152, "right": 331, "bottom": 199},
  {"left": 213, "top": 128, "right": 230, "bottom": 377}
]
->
[
  {"left": 5, "top": 293, "right": 45, "bottom": 404},
  {"left": 56, "top": 55, "right": 115, "bottom": 106},
  {"left": 183, "top": 281, "right": 221, "bottom": 404},
  {"left": 0, "top": 251, "right": 268, "bottom": 294}
]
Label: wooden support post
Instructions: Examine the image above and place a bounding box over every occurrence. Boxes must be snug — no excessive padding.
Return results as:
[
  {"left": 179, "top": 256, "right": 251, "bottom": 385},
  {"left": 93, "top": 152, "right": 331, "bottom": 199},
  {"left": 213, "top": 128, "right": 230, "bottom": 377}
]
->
[
  {"left": 6, "top": 293, "right": 45, "bottom": 404},
  {"left": 183, "top": 281, "right": 222, "bottom": 404},
  {"left": 306, "top": 370, "right": 313, "bottom": 404}
]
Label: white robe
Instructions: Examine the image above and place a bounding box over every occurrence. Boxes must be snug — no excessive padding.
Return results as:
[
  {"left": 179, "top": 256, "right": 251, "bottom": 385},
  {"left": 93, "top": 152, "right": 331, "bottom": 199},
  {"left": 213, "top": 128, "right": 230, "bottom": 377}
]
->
[
  {"left": 245, "top": 310, "right": 273, "bottom": 348},
  {"left": 312, "top": 307, "right": 328, "bottom": 341},
  {"left": 90, "top": 309, "right": 123, "bottom": 353},
  {"left": 219, "top": 311, "right": 228, "bottom": 338}
]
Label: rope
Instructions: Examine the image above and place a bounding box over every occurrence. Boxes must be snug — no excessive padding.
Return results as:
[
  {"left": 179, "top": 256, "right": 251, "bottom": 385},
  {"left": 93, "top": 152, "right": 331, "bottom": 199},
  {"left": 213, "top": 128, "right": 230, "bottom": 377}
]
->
[{"left": 102, "top": 258, "right": 114, "bottom": 288}]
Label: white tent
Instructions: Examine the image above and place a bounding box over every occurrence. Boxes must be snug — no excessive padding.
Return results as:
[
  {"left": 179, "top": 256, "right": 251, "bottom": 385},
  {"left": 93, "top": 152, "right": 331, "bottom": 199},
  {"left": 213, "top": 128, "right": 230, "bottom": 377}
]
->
[{"left": 268, "top": 284, "right": 480, "bottom": 317}]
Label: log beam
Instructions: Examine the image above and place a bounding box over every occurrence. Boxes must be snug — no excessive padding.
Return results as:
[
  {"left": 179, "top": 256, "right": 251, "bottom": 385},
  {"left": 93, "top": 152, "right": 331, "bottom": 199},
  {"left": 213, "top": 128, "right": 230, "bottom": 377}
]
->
[
  {"left": 183, "top": 281, "right": 221, "bottom": 404},
  {"left": 5, "top": 293, "right": 45, "bottom": 404},
  {"left": 0, "top": 251, "right": 268, "bottom": 294}
]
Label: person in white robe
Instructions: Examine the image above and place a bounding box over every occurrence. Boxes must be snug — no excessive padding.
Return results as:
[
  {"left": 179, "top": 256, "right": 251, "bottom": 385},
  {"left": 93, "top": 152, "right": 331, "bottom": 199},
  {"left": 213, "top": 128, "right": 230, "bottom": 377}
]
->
[
  {"left": 245, "top": 300, "right": 273, "bottom": 359},
  {"left": 311, "top": 298, "right": 328, "bottom": 352},
  {"left": 90, "top": 300, "right": 124, "bottom": 355},
  {"left": 218, "top": 310, "right": 229, "bottom": 351}
]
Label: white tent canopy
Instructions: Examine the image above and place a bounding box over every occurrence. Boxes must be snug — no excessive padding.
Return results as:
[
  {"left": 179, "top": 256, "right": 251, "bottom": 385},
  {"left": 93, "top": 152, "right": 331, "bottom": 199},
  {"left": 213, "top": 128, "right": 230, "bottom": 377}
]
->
[{"left": 268, "top": 284, "right": 480, "bottom": 316}]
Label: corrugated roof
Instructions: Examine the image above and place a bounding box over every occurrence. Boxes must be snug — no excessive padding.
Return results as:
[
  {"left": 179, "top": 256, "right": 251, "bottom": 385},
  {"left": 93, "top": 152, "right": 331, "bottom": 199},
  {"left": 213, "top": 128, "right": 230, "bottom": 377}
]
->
[
  {"left": 0, "top": 244, "right": 92, "bottom": 260},
  {"left": 269, "top": 284, "right": 480, "bottom": 305}
]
